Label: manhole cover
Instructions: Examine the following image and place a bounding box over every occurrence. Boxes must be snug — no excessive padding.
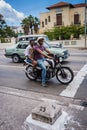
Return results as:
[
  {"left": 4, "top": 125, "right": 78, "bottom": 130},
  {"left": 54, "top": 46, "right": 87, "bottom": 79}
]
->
[{"left": 81, "top": 101, "right": 87, "bottom": 107}]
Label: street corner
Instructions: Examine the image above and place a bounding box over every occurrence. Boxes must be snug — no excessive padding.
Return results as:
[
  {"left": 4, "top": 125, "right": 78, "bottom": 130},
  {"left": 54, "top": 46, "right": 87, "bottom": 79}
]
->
[
  {"left": 22, "top": 99, "right": 87, "bottom": 130},
  {"left": 62, "top": 102, "right": 87, "bottom": 130}
]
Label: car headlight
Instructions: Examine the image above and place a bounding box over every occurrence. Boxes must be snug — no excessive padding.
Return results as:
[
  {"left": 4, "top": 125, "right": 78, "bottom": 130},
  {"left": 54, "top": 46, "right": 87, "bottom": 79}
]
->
[{"left": 61, "top": 52, "right": 64, "bottom": 55}]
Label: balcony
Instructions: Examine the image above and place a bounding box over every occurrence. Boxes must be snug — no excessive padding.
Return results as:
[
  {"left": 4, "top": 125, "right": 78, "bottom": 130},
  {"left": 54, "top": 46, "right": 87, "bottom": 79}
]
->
[
  {"left": 74, "top": 21, "right": 81, "bottom": 25},
  {"left": 54, "top": 22, "right": 64, "bottom": 27}
]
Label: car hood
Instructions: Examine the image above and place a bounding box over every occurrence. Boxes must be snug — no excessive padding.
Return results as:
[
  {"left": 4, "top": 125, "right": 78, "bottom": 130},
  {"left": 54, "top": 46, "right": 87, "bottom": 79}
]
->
[
  {"left": 5, "top": 45, "right": 16, "bottom": 50},
  {"left": 48, "top": 47, "right": 67, "bottom": 55}
]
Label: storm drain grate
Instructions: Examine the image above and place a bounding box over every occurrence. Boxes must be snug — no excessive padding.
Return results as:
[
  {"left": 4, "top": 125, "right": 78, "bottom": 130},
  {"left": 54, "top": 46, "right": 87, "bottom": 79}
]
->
[{"left": 81, "top": 101, "right": 87, "bottom": 107}]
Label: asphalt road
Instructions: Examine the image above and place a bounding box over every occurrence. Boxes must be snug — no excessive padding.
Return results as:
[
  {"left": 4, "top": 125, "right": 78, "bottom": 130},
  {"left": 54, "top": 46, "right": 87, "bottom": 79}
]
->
[
  {"left": 0, "top": 46, "right": 87, "bottom": 130},
  {"left": 0, "top": 48, "right": 87, "bottom": 99}
]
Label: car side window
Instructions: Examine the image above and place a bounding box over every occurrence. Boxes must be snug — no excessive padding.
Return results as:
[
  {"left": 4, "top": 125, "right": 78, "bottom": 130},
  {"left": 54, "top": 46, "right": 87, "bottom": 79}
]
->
[
  {"left": 17, "top": 44, "right": 21, "bottom": 48},
  {"left": 17, "top": 44, "right": 28, "bottom": 49},
  {"left": 25, "top": 38, "right": 28, "bottom": 41},
  {"left": 21, "top": 44, "right": 28, "bottom": 49}
]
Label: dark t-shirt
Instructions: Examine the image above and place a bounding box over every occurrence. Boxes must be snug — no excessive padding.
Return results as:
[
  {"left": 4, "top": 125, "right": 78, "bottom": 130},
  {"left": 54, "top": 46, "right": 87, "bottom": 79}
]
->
[{"left": 34, "top": 45, "right": 45, "bottom": 60}]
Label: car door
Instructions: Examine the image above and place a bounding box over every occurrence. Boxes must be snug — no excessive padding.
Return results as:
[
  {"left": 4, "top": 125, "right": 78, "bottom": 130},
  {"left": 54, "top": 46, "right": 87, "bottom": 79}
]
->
[{"left": 16, "top": 43, "right": 28, "bottom": 59}]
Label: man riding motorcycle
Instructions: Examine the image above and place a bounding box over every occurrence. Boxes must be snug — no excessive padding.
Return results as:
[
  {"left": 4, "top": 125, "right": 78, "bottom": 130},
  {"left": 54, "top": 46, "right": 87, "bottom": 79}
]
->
[
  {"left": 34, "top": 37, "right": 52, "bottom": 87},
  {"left": 24, "top": 38, "right": 74, "bottom": 86}
]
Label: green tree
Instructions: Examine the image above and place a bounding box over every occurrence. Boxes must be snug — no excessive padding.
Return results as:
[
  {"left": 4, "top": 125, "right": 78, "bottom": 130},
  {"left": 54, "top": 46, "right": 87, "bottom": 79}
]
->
[
  {"left": 53, "top": 27, "right": 61, "bottom": 40},
  {"left": 44, "top": 30, "right": 54, "bottom": 40},
  {"left": 5, "top": 26, "right": 15, "bottom": 37},
  {"left": 21, "top": 15, "right": 40, "bottom": 34},
  {"left": 44, "top": 25, "right": 85, "bottom": 40},
  {"left": 28, "top": 15, "right": 34, "bottom": 34},
  {"left": 21, "top": 15, "right": 34, "bottom": 34},
  {"left": 21, "top": 17, "right": 30, "bottom": 35},
  {"left": 60, "top": 26, "right": 71, "bottom": 40},
  {"left": 0, "top": 14, "right": 6, "bottom": 29},
  {"left": 0, "top": 14, "right": 16, "bottom": 41},
  {"left": 0, "top": 28, "right": 5, "bottom": 37},
  {"left": 33, "top": 17, "right": 40, "bottom": 34}
]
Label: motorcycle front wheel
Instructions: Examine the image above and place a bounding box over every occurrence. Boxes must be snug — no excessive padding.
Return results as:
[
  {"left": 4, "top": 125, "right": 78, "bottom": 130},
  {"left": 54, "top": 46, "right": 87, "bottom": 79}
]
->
[
  {"left": 25, "top": 65, "right": 36, "bottom": 80},
  {"left": 56, "top": 66, "right": 74, "bottom": 84}
]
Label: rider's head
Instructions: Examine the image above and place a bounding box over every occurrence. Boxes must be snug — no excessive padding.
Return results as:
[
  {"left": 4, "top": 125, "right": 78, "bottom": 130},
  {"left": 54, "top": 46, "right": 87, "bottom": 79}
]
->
[
  {"left": 37, "top": 37, "right": 44, "bottom": 46},
  {"left": 29, "top": 39, "right": 35, "bottom": 47}
]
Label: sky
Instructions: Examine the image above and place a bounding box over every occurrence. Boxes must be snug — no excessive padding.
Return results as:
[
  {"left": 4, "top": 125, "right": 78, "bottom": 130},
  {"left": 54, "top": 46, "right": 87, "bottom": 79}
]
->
[{"left": 0, "top": 0, "right": 85, "bottom": 26}]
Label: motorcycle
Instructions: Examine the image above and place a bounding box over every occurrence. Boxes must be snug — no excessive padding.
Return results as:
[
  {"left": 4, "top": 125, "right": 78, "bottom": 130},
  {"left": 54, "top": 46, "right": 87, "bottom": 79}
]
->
[{"left": 24, "top": 54, "right": 74, "bottom": 85}]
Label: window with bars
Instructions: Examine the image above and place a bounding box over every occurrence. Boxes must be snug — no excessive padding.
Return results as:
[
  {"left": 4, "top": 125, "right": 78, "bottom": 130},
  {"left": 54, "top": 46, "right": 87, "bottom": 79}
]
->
[
  {"left": 48, "top": 16, "right": 51, "bottom": 22},
  {"left": 45, "top": 19, "right": 47, "bottom": 25},
  {"left": 74, "top": 14, "right": 80, "bottom": 24},
  {"left": 56, "top": 13, "right": 62, "bottom": 25},
  {"left": 42, "top": 21, "right": 44, "bottom": 27}
]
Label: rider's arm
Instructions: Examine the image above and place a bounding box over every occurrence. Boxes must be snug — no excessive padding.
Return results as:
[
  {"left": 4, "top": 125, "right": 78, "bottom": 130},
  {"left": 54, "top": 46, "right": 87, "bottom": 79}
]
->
[
  {"left": 36, "top": 48, "right": 48, "bottom": 57},
  {"left": 36, "top": 48, "right": 52, "bottom": 59},
  {"left": 28, "top": 56, "right": 34, "bottom": 61},
  {"left": 45, "top": 48, "right": 55, "bottom": 59},
  {"left": 45, "top": 48, "right": 51, "bottom": 54}
]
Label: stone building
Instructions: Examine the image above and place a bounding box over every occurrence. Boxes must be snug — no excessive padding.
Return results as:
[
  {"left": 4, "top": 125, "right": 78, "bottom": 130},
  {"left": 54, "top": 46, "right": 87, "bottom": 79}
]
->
[{"left": 39, "top": 2, "right": 87, "bottom": 33}]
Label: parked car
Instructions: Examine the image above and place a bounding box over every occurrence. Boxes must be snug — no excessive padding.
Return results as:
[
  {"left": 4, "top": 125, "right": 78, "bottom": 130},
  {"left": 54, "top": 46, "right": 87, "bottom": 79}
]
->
[{"left": 5, "top": 35, "right": 70, "bottom": 63}]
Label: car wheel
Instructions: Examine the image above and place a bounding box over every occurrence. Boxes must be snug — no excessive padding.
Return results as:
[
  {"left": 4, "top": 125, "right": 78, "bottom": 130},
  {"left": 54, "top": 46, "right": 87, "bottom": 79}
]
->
[{"left": 12, "top": 55, "right": 20, "bottom": 63}]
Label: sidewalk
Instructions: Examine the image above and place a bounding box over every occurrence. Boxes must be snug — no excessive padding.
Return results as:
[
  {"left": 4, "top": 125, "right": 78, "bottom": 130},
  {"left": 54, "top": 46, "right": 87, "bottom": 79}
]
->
[
  {"left": 0, "top": 85, "right": 87, "bottom": 130},
  {"left": 0, "top": 42, "right": 14, "bottom": 50}
]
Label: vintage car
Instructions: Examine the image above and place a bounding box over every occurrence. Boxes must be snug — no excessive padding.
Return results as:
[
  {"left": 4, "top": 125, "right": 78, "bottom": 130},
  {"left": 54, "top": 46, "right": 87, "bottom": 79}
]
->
[{"left": 5, "top": 35, "right": 70, "bottom": 63}]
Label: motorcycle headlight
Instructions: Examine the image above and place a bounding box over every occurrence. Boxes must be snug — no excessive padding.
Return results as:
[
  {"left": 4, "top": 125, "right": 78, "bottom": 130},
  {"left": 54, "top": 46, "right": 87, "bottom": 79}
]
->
[{"left": 59, "top": 57, "right": 63, "bottom": 62}]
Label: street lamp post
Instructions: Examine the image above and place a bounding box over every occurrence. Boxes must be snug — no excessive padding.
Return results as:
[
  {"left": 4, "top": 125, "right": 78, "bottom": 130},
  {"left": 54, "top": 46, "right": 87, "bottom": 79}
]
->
[{"left": 84, "top": 0, "right": 87, "bottom": 48}]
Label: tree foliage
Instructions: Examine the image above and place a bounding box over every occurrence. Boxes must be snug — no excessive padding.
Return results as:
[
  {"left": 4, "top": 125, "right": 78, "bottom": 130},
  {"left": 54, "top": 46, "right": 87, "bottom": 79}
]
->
[
  {"left": 0, "top": 14, "right": 16, "bottom": 39},
  {"left": 21, "top": 15, "right": 40, "bottom": 34},
  {"left": 0, "top": 14, "right": 6, "bottom": 29},
  {"left": 44, "top": 25, "right": 85, "bottom": 40}
]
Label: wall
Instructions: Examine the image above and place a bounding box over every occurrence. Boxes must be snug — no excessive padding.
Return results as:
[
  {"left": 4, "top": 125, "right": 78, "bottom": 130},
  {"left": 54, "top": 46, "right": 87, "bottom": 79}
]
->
[{"left": 49, "top": 39, "right": 87, "bottom": 48}]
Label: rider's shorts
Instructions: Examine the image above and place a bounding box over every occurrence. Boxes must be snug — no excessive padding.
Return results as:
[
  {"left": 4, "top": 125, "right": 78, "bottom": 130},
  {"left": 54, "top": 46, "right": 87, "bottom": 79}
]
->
[{"left": 27, "top": 58, "right": 32, "bottom": 63}]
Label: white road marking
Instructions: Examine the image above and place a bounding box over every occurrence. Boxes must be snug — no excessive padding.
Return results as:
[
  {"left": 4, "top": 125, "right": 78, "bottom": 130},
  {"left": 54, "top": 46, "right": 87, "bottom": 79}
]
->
[
  {"left": 69, "top": 104, "right": 84, "bottom": 110},
  {"left": 70, "top": 53, "right": 87, "bottom": 56},
  {"left": 60, "top": 63, "right": 87, "bottom": 98}
]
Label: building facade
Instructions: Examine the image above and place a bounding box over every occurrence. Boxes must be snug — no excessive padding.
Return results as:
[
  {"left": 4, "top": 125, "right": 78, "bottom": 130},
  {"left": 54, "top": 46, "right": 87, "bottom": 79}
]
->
[{"left": 39, "top": 2, "right": 87, "bottom": 33}]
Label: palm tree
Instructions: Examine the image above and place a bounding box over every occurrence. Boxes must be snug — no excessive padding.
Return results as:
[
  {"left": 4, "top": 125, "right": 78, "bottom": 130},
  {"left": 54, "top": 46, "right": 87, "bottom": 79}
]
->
[
  {"left": 21, "top": 15, "right": 40, "bottom": 34},
  {"left": 21, "top": 15, "right": 34, "bottom": 34},
  {"left": 21, "top": 17, "right": 30, "bottom": 35},
  {"left": 28, "top": 15, "right": 34, "bottom": 34},
  {"left": 34, "top": 17, "right": 40, "bottom": 34}
]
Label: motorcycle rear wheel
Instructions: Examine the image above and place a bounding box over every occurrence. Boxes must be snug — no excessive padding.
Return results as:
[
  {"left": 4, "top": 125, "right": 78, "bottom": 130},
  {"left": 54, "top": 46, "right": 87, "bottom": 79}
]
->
[
  {"left": 56, "top": 66, "right": 74, "bottom": 84},
  {"left": 25, "top": 65, "right": 36, "bottom": 80}
]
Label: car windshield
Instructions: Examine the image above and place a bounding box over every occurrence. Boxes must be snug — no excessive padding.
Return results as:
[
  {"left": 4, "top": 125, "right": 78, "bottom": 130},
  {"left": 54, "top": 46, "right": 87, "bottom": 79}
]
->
[
  {"left": 44, "top": 36, "right": 49, "bottom": 42},
  {"left": 43, "top": 41, "right": 51, "bottom": 48},
  {"left": 17, "top": 35, "right": 50, "bottom": 42},
  {"left": 16, "top": 41, "right": 29, "bottom": 45}
]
